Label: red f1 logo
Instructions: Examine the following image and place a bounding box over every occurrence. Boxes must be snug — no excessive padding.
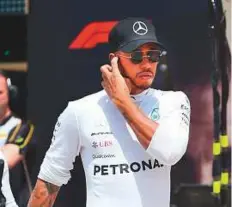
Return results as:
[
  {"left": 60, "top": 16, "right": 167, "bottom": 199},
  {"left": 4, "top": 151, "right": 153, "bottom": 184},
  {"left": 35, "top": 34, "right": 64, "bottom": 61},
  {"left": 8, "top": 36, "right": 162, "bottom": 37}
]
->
[{"left": 69, "top": 21, "right": 118, "bottom": 49}]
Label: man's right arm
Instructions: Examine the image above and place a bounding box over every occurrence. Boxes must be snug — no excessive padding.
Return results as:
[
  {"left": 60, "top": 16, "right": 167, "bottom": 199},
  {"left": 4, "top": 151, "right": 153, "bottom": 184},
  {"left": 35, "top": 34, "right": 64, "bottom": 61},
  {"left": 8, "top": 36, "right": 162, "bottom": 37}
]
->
[
  {"left": 28, "top": 102, "right": 81, "bottom": 206},
  {"left": 27, "top": 179, "right": 60, "bottom": 207}
]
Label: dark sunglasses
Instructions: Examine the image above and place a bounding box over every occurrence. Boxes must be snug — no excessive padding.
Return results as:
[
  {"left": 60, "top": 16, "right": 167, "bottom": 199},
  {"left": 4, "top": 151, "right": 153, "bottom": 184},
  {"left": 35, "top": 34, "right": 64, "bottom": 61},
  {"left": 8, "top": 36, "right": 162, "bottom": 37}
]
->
[{"left": 117, "top": 50, "right": 165, "bottom": 64}]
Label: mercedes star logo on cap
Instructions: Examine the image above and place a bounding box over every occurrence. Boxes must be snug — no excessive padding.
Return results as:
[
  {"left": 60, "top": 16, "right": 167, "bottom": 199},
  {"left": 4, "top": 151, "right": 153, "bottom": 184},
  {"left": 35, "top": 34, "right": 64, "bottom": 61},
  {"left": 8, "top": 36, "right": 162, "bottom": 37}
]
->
[{"left": 132, "top": 21, "right": 148, "bottom": 36}]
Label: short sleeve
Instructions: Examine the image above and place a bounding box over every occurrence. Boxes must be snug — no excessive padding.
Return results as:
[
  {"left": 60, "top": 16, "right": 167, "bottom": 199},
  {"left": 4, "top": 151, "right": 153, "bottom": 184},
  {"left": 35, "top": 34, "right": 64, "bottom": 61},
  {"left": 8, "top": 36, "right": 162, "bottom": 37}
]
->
[{"left": 38, "top": 102, "right": 81, "bottom": 186}]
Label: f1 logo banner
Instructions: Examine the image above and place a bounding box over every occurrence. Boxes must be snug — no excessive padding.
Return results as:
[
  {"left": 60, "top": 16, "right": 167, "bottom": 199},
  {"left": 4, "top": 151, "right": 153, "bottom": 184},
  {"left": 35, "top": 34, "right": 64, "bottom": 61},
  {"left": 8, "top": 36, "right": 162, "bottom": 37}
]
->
[{"left": 69, "top": 21, "right": 118, "bottom": 49}]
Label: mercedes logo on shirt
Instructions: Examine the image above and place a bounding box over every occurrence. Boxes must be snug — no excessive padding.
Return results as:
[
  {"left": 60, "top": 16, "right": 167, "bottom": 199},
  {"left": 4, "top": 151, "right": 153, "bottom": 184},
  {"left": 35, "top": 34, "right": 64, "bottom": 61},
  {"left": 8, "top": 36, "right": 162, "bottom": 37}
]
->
[{"left": 133, "top": 21, "right": 148, "bottom": 35}]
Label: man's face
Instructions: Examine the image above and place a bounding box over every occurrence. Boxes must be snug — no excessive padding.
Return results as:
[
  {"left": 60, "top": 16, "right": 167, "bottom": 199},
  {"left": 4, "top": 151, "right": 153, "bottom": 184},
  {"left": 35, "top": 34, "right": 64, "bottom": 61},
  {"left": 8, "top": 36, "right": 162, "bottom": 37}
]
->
[
  {"left": 116, "top": 43, "right": 160, "bottom": 94},
  {"left": 0, "top": 76, "right": 9, "bottom": 109}
]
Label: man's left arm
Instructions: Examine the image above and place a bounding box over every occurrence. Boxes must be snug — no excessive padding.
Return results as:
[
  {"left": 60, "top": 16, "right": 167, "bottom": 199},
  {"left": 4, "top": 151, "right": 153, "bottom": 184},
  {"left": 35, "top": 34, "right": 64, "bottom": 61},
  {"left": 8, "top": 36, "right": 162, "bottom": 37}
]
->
[
  {"left": 2, "top": 121, "right": 34, "bottom": 169},
  {"left": 118, "top": 92, "right": 190, "bottom": 166}
]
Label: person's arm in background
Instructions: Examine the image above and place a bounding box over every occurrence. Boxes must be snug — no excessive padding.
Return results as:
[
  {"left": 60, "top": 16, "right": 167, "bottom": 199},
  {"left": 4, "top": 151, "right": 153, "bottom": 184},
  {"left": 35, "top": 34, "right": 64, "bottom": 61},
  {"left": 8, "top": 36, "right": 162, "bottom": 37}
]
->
[
  {"left": 0, "top": 151, "right": 18, "bottom": 207},
  {"left": 1, "top": 144, "right": 23, "bottom": 169},
  {"left": 1, "top": 121, "right": 34, "bottom": 169},
  {"left": 28, "top": 102, "right": 81, "bottom": 207}
]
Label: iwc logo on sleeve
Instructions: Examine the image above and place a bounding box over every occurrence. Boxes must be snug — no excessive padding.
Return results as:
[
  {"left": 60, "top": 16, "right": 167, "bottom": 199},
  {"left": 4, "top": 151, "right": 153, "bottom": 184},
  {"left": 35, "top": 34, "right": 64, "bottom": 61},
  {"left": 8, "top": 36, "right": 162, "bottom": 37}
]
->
[{"left": 150, "top": 108, "right": 160, "bottom": 121}]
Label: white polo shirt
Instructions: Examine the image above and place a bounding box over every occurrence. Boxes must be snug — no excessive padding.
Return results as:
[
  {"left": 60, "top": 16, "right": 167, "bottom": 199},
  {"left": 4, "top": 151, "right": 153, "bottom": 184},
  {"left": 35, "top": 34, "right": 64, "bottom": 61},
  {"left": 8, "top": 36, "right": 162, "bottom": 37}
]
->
[{"left": 39, "top": 88, "right": 190, "bottom": 207}]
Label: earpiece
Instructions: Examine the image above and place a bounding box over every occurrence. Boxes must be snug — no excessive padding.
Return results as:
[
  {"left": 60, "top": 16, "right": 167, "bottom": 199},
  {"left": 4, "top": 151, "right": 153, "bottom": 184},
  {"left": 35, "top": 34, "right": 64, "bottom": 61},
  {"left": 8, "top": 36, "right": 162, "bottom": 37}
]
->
[
  {"left": 0, "top": 70, "right": 18, "bottom": 101},
  {"left": 6, "top": 77, "right": 18, "bottom": 100}
]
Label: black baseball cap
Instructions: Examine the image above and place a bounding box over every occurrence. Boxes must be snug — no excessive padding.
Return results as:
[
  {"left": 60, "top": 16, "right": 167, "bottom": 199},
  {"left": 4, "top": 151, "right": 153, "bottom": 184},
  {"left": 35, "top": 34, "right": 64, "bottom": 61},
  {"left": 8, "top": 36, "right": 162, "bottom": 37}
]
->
[{"left": 109, "top": 17, "right": 164, "bottom": 52}]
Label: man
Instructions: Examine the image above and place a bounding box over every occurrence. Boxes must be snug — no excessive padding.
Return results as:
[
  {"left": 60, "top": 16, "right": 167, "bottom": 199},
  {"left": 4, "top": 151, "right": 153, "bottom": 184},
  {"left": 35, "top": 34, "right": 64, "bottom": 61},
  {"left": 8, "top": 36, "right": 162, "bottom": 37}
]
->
[
  {"left": 0, "top": 71, "right": 35, "bottom": 206},
  {"left": 0, "top": 151, "right": 18, "bottom": 207},
  {"left": 28, "top": 17, "right": 190, "bottom": 207}
]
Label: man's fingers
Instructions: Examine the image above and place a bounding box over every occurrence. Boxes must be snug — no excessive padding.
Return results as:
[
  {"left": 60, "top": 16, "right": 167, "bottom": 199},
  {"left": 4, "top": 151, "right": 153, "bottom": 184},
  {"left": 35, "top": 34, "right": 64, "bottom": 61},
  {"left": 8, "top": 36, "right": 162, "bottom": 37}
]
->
[
  {"left": 110, "top": 57, "right": 120, "bottom": 75},
  {"left": 100, "top": 64, "right": 112, "bottom": 76},
  {"left": 101, "top": 67, "right": 111, "bottom": 82},
  {"left": 101, "top": 81, "right": 105, "bottom": 89}
]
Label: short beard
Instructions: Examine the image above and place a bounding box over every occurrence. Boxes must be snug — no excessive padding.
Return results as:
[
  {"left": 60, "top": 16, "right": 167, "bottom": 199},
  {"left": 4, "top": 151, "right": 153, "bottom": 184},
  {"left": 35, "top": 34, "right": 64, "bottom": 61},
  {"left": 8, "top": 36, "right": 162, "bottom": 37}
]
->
[
  {"left": 130, "top": 78, "right": 153, "bottom": 90},
  {"left": 117, "top": 61, "right": 154, "bottom": 91},
  {"left": 122, "top": 68, "right": 153, "bottom": 91}
]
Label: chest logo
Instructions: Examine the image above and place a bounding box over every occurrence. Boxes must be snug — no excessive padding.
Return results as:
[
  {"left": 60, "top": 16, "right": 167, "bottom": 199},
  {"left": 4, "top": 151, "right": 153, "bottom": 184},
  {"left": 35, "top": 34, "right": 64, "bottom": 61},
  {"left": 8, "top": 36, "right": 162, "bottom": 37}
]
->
[
  {"left": 150, "top": 108, "right": 160, "bottom": 121},
  {"left": 92, "top": 140, "right": 113, "bottom": 148}
]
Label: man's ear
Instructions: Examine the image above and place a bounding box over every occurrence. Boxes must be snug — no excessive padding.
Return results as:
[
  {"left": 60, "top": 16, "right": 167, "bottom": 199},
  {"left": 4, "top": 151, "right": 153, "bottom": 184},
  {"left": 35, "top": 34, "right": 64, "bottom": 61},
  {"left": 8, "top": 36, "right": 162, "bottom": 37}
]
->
[{"left": 109, "top": 53, "right": 116, "bottom": 62}]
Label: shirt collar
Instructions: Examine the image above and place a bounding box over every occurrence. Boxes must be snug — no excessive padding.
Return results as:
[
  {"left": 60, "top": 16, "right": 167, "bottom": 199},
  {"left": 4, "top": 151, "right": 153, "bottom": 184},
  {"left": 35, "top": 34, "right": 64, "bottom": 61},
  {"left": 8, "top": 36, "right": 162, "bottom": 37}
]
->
[
  {"left": 130, "top": 88, "right": 150, "bottom": 103},
  {"left": 0, "top": 113, "right": 13, "bottom": 126}
]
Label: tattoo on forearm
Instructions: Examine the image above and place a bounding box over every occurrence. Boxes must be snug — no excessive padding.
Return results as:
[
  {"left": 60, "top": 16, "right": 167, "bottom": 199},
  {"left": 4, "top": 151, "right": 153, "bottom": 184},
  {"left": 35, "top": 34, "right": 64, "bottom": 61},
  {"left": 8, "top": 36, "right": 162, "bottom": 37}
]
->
[
  {"left": 27, "top": 180, "right": 60, "bottom": 207},
  {"left": 45, "top": 181, "right": 60, "bottom": 194}
]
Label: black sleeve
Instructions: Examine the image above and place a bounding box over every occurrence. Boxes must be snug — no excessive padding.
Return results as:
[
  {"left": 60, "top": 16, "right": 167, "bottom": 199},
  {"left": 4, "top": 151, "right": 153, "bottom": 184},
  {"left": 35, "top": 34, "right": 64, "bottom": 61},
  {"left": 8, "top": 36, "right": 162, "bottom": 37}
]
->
[{"left": 7, "top": 121, "right": 35, "bottom": 155}]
